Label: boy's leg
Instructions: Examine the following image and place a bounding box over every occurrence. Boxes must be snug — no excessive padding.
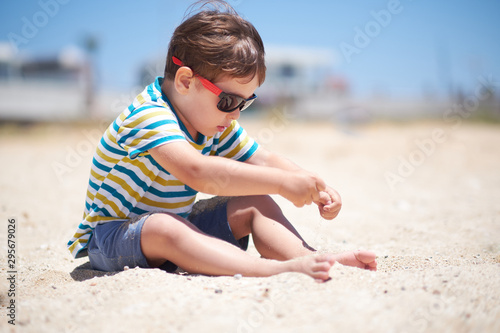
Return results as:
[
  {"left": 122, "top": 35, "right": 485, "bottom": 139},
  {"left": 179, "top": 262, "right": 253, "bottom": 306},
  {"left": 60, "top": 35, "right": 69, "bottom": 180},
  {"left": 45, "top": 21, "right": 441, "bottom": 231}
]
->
[
  {"left": 140, "top": 212, "right": 336, "bottom": 280},
  {"left": 227, "top": 195, "right": 314, "bottom": 260},
  {"left": 227, "top": 195, "right": 377, "bottom": 271}
]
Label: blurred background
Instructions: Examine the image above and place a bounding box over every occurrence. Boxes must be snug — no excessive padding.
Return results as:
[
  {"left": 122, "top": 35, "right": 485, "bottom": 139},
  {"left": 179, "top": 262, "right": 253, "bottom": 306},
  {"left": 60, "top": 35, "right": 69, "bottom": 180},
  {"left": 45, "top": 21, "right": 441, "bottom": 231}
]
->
[{"left": 0, "top": 0, "right": 499, "bottom": 122}]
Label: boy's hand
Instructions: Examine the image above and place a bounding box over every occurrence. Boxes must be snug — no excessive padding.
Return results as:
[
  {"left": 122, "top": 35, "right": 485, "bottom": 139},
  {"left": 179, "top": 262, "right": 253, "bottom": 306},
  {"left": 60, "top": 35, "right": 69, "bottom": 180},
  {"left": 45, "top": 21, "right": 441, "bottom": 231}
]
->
[
  {"left": 315, "top": 186, "right": 342, "bottom": 220},
  {"left": 279, "top": 171, "right": 326, "bottom": 207}
]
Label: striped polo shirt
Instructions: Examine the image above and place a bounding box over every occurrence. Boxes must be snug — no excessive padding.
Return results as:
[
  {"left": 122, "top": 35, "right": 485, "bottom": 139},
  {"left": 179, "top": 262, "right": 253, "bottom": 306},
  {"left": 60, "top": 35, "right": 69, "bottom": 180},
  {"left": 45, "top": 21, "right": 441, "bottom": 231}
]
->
[{"left": 67, "top": 77, "right": 259, "bottom": 258}]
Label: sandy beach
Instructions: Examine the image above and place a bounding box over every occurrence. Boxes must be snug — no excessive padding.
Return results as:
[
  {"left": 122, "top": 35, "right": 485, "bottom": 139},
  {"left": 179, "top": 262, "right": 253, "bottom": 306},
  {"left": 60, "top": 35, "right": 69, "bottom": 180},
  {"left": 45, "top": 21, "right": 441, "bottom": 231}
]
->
[{"left": 0, "top": 117, "right": 499, "bottom": 332}]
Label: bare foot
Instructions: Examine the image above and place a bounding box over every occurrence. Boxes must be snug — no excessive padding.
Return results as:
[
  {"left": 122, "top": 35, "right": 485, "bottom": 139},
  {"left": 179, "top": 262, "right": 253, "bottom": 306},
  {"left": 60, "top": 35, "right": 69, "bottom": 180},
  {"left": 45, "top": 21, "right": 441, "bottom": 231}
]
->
[
  {"left": 331, "top": 250, "right": 377, "bottom": 271},
  {"left": 286, "top": 253, "right": 336, "bottom": 282}
]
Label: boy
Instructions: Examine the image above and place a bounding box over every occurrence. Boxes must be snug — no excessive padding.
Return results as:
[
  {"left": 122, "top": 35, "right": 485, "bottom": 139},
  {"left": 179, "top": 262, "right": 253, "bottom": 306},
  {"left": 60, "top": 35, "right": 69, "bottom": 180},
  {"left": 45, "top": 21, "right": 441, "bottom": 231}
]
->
[{"left": 68, "top": 1, "right": 376, "bottom": 282}]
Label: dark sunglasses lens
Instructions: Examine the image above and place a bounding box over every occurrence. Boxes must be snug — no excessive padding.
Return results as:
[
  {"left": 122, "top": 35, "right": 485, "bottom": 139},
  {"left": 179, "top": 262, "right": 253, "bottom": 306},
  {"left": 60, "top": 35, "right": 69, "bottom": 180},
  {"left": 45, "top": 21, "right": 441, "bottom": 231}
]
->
[
  {"left": 240, "top": 98, "right": 255, "bottom": 111},
  {"left": 218, "top": 95, "right": 243, "bottom": 112}
]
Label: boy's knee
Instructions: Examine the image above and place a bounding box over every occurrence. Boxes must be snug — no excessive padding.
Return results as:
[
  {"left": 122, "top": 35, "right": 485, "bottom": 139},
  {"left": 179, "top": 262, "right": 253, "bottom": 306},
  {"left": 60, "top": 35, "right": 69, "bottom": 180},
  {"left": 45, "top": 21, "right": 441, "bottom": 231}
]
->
[
  {"left": 232, "top": 195, "right": 281, "bottom": 220},
  {"left": 251, "top": 195, "right": 282, "bottom": 215},
  {"left": 142, "top": 213, "right": 186, "bottom": 242}
]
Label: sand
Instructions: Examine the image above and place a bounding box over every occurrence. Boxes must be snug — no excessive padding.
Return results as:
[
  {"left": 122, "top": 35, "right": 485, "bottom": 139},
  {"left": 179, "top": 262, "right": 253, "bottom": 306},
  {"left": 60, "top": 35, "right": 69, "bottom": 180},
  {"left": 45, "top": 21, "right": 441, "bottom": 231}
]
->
[{"left": 0, "top": 118, "right": 499, "bottom": 332}]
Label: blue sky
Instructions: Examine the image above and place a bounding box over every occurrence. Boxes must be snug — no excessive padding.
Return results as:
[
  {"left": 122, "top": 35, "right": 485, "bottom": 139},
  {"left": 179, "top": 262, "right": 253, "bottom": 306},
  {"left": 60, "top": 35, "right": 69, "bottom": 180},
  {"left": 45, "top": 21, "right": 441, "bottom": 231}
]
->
[{"left": 1, "top": 0, "right": 499, "bottom": 98}]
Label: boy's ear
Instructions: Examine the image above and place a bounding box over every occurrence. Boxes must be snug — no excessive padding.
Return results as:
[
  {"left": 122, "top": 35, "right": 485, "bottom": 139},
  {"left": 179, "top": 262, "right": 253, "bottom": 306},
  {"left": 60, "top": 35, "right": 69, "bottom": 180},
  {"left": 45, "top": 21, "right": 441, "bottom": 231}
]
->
[{"left": 174, "top": 67, "right": 195, "bottom": 95}]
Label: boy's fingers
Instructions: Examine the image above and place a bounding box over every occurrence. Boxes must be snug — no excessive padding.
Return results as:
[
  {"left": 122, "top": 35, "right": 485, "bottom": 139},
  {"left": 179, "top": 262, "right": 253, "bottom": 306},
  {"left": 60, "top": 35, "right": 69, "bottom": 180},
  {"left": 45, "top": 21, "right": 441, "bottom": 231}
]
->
[
  {"left": 326, "top": 188, "right": 342, "bottom": 206},
  {"left": 311, "top": 176, "right": 326, "bottom": 204},
  {"left": 315, "top": 177, "right": 326, "bottom": 192},
  {"left": 318, "top": 191, "right": 331, "bottom": 205},
  {"left": 332, "top": 190, "right": 342, "bottom": 205}
]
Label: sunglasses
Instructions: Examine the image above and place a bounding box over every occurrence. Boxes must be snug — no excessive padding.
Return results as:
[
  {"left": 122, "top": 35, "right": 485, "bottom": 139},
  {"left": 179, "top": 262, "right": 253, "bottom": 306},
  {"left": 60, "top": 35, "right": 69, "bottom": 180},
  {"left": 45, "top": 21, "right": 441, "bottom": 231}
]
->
[{"left": 172, "top": 56, "right": 257, "bottom": 113}]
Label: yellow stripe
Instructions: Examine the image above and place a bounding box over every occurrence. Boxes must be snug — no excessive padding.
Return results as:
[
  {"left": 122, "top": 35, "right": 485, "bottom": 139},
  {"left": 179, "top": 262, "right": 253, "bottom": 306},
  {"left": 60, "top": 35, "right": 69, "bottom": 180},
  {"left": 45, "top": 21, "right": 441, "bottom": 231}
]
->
[
  {"left": 96, "top": 146, "right": 120, "bottom": 165},
  {"left": 140, "top": 195, "right": 196, "bottom": 210},
  {"left": 125, "top": 110, "right": 172, "bottom": 129},
  {"left": 84, "top": 214, "right": 123, "bottom": 224},
  {"left": 125, "top": 127, "right": 182, "bottom": 151},
  {"left": 219, "top": 121, "right": 237, "bottom": 142},
  {"left": 68, "top": 241, "right": 77, "bottom": 253},
  {"left": 86, "top": 189, "right": 96, "bottom": 203},
  {"left": 189, "top": 140, "right": 205, "bottom": 151},
  {"left": 114, "top": 110, "right": 182, "bottom": 151},
  {"left": 72, "top": 230, "right": 92, "bottom": 239},
  {"left": 136, "top": 93, "right": 146, "bottom": 105},
  {"left": 225, "top": 136, "right": 249, "bottom": 159},
  {"left": 68, "top": 239, "right": 87, "bottom": 253},
  {"left": 118, "top": 112, "right": 127, "bottom": 122},
  {"left": 155, "top": 176, "right": 185, "bottom": 187},
  {"left": 106, "top": 128, "right": 118, "bottom": 144},
  {"left": 106, "top": 172, "right": 144, "bottom": 205},
  {"left": 95, "top": 193, "right": 128, "bottom": 219},
  {"left": 122, "top": 156, "right": 158, "bottom": 182},
  {"left": 90, "top": 168, "right": 105, "bottom": 184}
]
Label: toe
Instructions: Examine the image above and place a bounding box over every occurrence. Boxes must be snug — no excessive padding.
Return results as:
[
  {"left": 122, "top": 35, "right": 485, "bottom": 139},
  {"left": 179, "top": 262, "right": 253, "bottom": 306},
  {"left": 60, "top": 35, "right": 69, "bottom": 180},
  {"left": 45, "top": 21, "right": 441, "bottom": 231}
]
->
[
  {"left": 354, "top": 250, "right": 377, "bottom": 264},
  {"left": 312, "top": 270, "right": 330, "bottom": 282},
  {"left": 367, "top": 260, "right": 378, "bottom": 271}
]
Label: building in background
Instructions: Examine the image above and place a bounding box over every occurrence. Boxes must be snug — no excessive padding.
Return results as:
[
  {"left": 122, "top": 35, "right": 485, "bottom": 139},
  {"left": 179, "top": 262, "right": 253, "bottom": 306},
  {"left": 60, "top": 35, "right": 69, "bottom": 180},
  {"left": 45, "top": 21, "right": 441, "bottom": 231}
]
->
[
  {"left": 258, "top": 45, "right": 347, "bottom": 109},
  {"left": 2, "top": 41, "right": 497, "bottom": 123},
  {"left": 0, "top": 43, "right": 91, "bottom": 122},
  {"left": 259, "top": 46, "right": 460, "bottom": 123}
]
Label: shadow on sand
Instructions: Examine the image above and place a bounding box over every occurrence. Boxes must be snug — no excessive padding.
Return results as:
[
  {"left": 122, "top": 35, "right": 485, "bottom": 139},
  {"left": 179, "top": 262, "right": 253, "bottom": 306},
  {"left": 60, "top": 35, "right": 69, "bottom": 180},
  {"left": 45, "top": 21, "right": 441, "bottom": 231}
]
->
[
  {"left": 69, "top": 261, "right": 120, "bottom": 282},
  {"left": 69, "top": 260, "right": 181, "bottom": 282}
]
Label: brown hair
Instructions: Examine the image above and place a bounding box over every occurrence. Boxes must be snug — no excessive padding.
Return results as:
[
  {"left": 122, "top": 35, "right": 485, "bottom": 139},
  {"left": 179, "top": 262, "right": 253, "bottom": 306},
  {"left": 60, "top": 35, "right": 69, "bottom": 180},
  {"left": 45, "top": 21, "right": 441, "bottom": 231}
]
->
[{"left": 164, "top": 0, "right": 266, "bottom": 85}]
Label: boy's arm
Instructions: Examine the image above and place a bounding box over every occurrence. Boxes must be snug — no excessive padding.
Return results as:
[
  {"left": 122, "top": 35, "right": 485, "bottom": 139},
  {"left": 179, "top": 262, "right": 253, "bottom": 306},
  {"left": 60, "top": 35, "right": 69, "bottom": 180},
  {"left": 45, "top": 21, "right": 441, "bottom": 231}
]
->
[
  {"left": 148, "top": 141, "right": 325, "bottom": 207},
  {"left": 247, "top": 147, "right": 342, "bottom": 219},
  {"left": 245, "top": 146, "right": 301, "bottom": 171}
]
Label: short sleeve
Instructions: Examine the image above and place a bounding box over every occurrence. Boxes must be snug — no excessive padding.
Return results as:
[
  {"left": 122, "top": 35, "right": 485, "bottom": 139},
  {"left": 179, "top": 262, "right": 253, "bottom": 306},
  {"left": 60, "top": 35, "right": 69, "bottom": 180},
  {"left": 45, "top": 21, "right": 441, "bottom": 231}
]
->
[
  {"left": 216, "top": 120, "right": 259, "bottom": 161},
  {"left": 115, "top": 106, "right": 186, "bottom": 159}
]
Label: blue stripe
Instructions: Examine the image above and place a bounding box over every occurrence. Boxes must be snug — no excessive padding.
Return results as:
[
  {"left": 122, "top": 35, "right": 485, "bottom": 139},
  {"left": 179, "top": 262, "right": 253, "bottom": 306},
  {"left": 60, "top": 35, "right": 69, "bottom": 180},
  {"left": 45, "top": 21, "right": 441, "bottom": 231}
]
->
[
  {"left": 98, "top": 207, "right": 112, "bottom": 217},
  {"left": 100, "top": 137, "right": 127, "bottom": 157},
  {"left": 127, "top": 105, "right": 159, "bottom": 121},
  {"left": 76, "top": 223, "right": 93, "bottom": 230},
  {"left": 144, "top": 154, "right": 169, "bottom": 174},
  {"left": 149, "top": 119, "right": 178, "bottom": 128},
  {"left": 154, "top": 77, "right": 163, "bottom": 96},
  {"left": 88, "top": 179, "right": 100, "bottom": 192},
  {"left": 201, "top": 146, "right": 212, "bottom": 155},
  {"left": 88, "top": 203, "right": 113, "bottom": 218},
  {"left": 129, "top": 136, "right": 184, "bottom": 159},
  {"left": 101, "top": 182, "right": 134, "bottom": 215},
  {"left": 131, "top": 206, "right": 148, "bottom": 216},
  {"left": 238, "top": 141, "right": 259, "bottom": 162},
  {"left": 117, "top": 106, "right": 168, "bottom": 146},
  {"left": 148, "top": 186, "right": 196, "bottom": 198},
  {"left": 147, "top": 83, "right": 157, "bottom": 102},
  {"left": 114, "top": 164, "right": 150, "bottom": 193},
  {"left": 162, "top": 94, "right": 206, "bottom": 145},
  {"left": 131, "top": 207, "right": 189, "bottom": 218},
  {"left": 218, "top": 126, "right": 243, "bottom": 153},
  {"left": 112, "top": 120, "right": 120, "bottom": 133},
  {"left": 184, "top": 184, "right": 197, "bottom": 196},
  {"left": 92, "top": 157, "right": 112, "bottom": 173}
]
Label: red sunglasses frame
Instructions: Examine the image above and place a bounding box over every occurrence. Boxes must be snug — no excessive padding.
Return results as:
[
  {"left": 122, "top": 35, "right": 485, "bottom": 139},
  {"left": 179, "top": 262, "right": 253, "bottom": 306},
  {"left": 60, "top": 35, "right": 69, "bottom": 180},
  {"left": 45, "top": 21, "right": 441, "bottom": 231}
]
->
[{"left": 172, "top": 56, "right": 257, "bottom": 112}]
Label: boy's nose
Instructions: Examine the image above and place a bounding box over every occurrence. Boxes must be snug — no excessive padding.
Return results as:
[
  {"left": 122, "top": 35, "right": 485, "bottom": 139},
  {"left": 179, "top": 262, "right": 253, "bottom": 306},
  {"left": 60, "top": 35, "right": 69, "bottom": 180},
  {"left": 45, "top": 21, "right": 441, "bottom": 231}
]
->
[{"left": 228, "top": 108, "right": 241, "bottom": 121}]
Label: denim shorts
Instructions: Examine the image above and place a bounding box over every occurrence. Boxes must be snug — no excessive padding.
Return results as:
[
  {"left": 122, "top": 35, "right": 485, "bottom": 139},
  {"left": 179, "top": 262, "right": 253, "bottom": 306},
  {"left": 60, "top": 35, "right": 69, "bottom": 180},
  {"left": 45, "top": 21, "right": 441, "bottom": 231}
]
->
[{"left": 87, "top": 196, "right": 249, "bottom": 272}]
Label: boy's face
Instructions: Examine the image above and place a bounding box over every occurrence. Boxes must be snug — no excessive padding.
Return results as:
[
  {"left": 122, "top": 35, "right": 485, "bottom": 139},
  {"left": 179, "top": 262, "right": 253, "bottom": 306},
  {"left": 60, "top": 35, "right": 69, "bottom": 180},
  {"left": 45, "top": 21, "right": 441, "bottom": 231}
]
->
[{"left": 181, "top": 74, "right": 260, "bottom": 138}]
